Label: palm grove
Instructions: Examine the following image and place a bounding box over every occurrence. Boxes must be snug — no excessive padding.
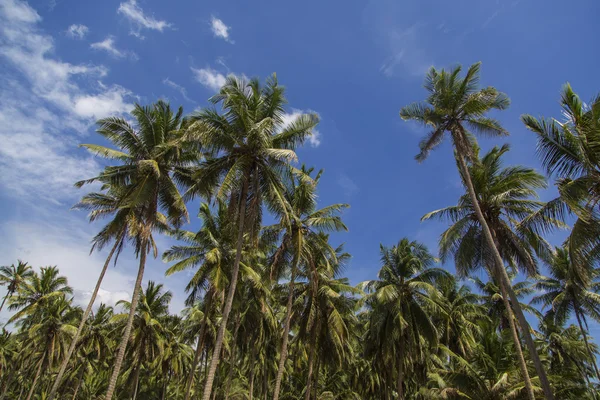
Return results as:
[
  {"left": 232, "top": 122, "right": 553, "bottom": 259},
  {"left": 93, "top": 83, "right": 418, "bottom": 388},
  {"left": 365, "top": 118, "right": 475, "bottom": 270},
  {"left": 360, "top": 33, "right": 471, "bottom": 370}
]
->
[{"left": 1, "top": 65, "right": 600, "bottom": 400}]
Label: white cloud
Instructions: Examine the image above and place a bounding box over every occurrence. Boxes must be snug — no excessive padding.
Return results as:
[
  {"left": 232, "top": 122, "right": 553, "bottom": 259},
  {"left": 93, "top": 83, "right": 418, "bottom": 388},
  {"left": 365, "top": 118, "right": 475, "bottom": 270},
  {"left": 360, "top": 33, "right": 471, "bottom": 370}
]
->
[
  {"left": 90, "top": 36, "right": 137, "bottom": 60},
  {"left": 210, "top": 16, "right": 233, "bottom": 43},
  {"left": 281, "top": 108, "right": 321, "bottom": 148},
  {"left": 379, "top": 24, "right": 432, "bottom": 77},
  {"left": 191, "top": 67, "right": 227, "bottom": 92},
  {"left": 337, "top": 173, "right": 359, "bottom": 197},
  {"left": 74, "top": 85, "right": 134, "bottom": 119},
  {"left": 163, "top": 77, "right": 193, "bottom": 102},
  {"left": 66, "top": 24, "right": 88, "bottom": 39},
  {"left": 117, "top": 0, "right": 172, "bottom": 39}
]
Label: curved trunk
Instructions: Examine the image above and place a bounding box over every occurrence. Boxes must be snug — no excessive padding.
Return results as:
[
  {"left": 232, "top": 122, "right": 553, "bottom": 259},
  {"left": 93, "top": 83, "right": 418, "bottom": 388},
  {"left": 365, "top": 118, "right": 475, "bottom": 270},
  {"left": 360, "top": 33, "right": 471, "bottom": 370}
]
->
[
  {"left": 454, "top": 148, "right": 554, "bottom": 399},
  {"left": 48, "top": 232, "right": 123, "bottom": 400},
  {"left": 0, "top": 290, "right": 11, "bottom": 313},
  {"left": 225, "top": 316, "right": 242, "bottom": 400},
  {"left": 183, "top": 294, "right": 212, "bottom": 400},
  {"left": 201, "top": 178, "right": 249, "bottom": 400},
  {"left": 273, "top": 267, "right": 297, "bottom": 400},
  {"left": 71, "top": 367, "right": 85, "bottom": 400},
  {"left": 104, "top": 243, "right": 148, "bottom": 400},
  {"left": 25, "top": 352, "right": 45, "bottom": 400},
  {"left": 574, "top": 307, "right": 600, "bottom": 381},
  {"left": 496, "top": 268, "right": 535, "bottom": 400}
]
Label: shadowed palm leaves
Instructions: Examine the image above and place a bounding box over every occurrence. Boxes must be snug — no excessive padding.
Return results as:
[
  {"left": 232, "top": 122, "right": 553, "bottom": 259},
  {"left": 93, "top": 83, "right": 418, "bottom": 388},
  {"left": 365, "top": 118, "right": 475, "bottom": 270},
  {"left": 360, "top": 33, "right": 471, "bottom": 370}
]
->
[
  {"left": 0, "top": 260, "right": 33, "bottom": 312},
  {"left": 360, "top": 238, "right": 447, "bottom": 399},
  {"left": 522, "top": 84, "right": 600, "bottom": 281},
  {"left": 533, "top": 246, "right": 600, "bottom": 382},
  {"left": 73, "top": 100, "right": 197, "bottom": 400},
  {"left": 184, "top": 74, "right": 319, "bottom": 400}
]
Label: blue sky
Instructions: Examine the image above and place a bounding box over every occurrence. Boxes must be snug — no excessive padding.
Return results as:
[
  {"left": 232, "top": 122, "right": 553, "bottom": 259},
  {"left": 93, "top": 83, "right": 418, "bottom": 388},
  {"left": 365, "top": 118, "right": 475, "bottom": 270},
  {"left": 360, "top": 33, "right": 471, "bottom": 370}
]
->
[{"left": 0, "top": 0, "right": 599, "bottom": 328}]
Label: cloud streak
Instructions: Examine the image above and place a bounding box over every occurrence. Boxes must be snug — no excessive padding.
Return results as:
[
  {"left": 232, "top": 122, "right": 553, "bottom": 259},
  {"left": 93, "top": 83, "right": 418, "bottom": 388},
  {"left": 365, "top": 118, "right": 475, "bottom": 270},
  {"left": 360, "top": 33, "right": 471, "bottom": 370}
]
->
[
  {"left": 117, "top": 0, "right": 172, "bottom": 39},
  {"left": 210, "top": 16, "right": 233, "bottom": 43},
  {"left": 191, "top": 67, "right": 227, "bottom": 92},
  {"left": 66, "top": 24, "right": 88, "bottom": 39},
  {"left": 91, "top": 36, "right": 138, "bottom": 60}
]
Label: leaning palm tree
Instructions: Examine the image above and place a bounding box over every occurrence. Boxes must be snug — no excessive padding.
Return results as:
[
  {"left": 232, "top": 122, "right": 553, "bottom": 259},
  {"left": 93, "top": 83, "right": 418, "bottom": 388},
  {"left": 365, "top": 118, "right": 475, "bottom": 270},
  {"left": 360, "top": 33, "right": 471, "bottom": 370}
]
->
[
  {"left": 184, "top": 74, "right": 319, "bottom": 400},
  {"left": 533, "top": 246, "right": 600, "bottom": 381},
  {"left": 74, "top": 100, "right": 197, "bottom": 400},
  {"left": 270, "top": 166, "right": 348, "bottom": 400},
  {"left": 522, "top": 84, "right": 600, "bottom": 278},
  {"left": 359, "top": 238, "right": 448, "bottom": 399},
  {"left": 401, "top": 62, "right": 553, "bottom": 399},
  {"left": 0, "top": 261, "right": 33, "bottom": 312}
]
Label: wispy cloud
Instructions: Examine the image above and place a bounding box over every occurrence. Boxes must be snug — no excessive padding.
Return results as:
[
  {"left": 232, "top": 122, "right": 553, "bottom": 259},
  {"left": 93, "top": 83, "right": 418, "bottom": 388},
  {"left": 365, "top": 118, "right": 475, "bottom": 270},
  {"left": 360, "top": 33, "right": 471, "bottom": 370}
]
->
[
  {"left": 281, "top": 109, "right": 322, "bottom": 147},
  {"left": 163, "top": 77, "right": 193, "bottom": 102},
  {"left": 90, "top": 36, "right": 137, "bottom": 60},
  {"left": 66, "top": 23, "right": 88, "bottom": 39},
  {"left": 379, "top": 24, "right": 432, "bottom": 78},
  {"left": 117, "top": 0, "right": 172, "bottom": 39},
  {"left": 191, "top": 67, "right": 227, "bottom": 92},
  {"left": 337, "top": 173, "right": 359, "bottom": 197},
  {"left": 210, "top": 16, "right": 233, "bottom": 43}
]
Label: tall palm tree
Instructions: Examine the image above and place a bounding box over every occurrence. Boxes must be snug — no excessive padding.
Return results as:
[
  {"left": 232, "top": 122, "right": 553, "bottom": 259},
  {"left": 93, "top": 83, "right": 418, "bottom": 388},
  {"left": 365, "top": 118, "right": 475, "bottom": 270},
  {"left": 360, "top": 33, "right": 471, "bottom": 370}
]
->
[
  {"left": 360, "top": 238, "right": 448, "bottom": 399},
  {"left": 113, "top": 281, "right": 172, "bottom": 400},
  {"left": 0, "top": 261, "right": 33, "bottom": 312},
  {"left": 400, "top": 58, "right": 552, "bottom": 395},
  {"left": 421, "top": 143, "right": 556, "bottom": 399},
  {"left": 74, "top": 100, "right": 197, "bottom": 400},
  {"left": 522, "top": 84, "right": 600, "bottom": 277},
  {"left": 270, "top": 166, "right": 348, "bottom": 400},
  {"left": 184, "top": 74, "right": 319, "bottom": 400},
  {"left": 533, "top": 246, "right": 600, "bottom": 381}
]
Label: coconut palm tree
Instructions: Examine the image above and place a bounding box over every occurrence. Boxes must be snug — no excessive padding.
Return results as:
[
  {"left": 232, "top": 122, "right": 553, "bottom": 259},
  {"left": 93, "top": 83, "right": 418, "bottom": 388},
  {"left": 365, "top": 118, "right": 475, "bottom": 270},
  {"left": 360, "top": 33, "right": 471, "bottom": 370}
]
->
[
  {"left": 74, "top": 100, "right": 197, "bottom": 400},
  {"left": 184, "top": 74, "right": 319, "bottom": 400},
  {"left": 360, "top": 238, "right": 448, "bottom": 399},
  {"left": 400, "top": 62, "right": 554, "bottom": 398},
  {"left": 522, "top": 84, "right": 600, "bottom": 277},
  {"left": 270, "top": 166, "right": 348, "bottom": 400},
  {"left": 420, "top": 143, "right": 558, "bottom": 399},
  {"left": 0, "top": 261, "right": 33, "bottom": 313},
  {"left": 533, "top": 246, "right": 600, "bottom": 381}
]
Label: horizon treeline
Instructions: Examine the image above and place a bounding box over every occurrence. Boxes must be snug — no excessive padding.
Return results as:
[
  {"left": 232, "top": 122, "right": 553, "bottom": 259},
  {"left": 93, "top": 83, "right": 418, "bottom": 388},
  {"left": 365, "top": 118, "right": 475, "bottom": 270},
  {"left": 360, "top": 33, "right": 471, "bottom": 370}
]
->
[{"left": 1, "top": 64, "right": 600, "bottom": 400}]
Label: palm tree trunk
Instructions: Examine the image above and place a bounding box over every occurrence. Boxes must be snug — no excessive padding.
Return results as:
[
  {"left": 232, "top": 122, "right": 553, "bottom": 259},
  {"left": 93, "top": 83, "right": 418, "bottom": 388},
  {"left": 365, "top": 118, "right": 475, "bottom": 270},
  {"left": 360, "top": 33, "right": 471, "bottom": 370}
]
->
[
  {"left": 183, "top": 295, "right": 212, "bottom": 400},
  {"left": 397, "top": 324, "right": 404, "bottom": 400},
  {"left": 454, "top": 150, "right": 554, "bottom": 399},
  {"left": 248, "top": 344, "right": 258, "bottom": 400},
  {"left": 201, "top": 178, "right": 249, "bottom": 400},
  {"left": 48, "top": 233, "right": 123, "bottom": 400},
  {"left": 225, "top": 316, "right": 242, "bottom": 400},
  {"left": 574, "top": 308, "right": 600, "bottom": 380},
  {"left": 0, "top": 291, "right": 11, "bottom": 313},
  {"left": 71, "top": 367, "right": 85, "bottom": 400},
  {"left": 131, "top": 362, "right": 141, "bottom": 400},
  {"left": 104, "top": 242, "right": 148, "bottom": 400},
  {"left": 262, "top": 360, "right": 269, "bottom": 400},
  {"left": 313, "top": 356, "right": 321, "bottom": 400},
  {"left": 25, "top": 352, "right": 45, "bottom": 400},
  {"left": 496, "top": 268, "right": 536, "bottom": 400},
  {"left": 304, "top": 324, "right": 318, "bottom": 400},
  {"left": 273, "top": 268, "right": 297, "bottom": 400}
]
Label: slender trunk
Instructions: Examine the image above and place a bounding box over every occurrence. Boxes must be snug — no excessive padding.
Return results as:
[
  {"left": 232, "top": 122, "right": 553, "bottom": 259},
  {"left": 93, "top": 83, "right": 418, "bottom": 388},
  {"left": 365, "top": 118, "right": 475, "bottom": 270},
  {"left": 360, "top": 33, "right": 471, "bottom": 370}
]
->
[
  {"left": 496, "top": 268, "right": 535, "bottom": 400},
  {"left": 304, "top": 325, "right": 318, "bottom": 400},
  {"left": 313, "top": 356, "right": 321, "bottom": 400},
  {"left": 248, "top": 344, "right": 258, "bottom": 400},
  {"left": 225, "top": 316, "right": 242, "bottom": 400},
  {"left": 161, "top": 372, "right": 169, "bottom": 400},
  {"left": 201, "top": 178, "right": 249, "bottom": 400},
  {"left": 183, "top": 295, "right": 212, "bottom": 400},
  {"left": 397, "top": 324, "right": 404, "bottom": 400},
  {"left": 262, "top": 360, "right": 268, "bottom": 400},
  {"left": 48, "top": 234, "right": 123, "bottom": 400},
  {"left": 131, "top": 362, "right": 141, "bottom": 400},
  {"left": 454, "top": 150, "right": 554, "bottom": 399},
  {"left": 71, "top": 367, "right": 85, "bottom": 400},
  {"left": 575, "top": 308, "right": 600, "bottom": 381},
  {"left": 273, "top": 268, "right": 297, "bottom": 400},
  {"left": 0, "top": 290, "right": 10, "bottom": 313},
  {"left": 25, "top": 352, "right": 45, "bottom": 400},
  {"left": 104, "top": 243, "right": 148, "bottom": 400}
]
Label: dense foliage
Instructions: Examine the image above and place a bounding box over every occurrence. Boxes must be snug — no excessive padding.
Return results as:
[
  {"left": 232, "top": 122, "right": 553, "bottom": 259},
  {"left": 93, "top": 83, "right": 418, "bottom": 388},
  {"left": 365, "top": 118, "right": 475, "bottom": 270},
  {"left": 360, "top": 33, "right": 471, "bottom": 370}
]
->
[{"left": 1, "top": 68, "right": 600, "bottom": 399}]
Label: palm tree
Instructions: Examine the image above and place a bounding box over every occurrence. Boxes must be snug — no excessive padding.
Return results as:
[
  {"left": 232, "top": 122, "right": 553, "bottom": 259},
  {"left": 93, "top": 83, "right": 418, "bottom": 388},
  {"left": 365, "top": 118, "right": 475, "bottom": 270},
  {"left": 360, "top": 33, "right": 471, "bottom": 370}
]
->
[
  {"left": 75, "top": 100, "right": 197, "bottom": 400},
  {"left": 421, "top": 143, "right": 560, "bottom": 398},
  {"left": 0, "top": 261, "right": 33, "bottom": 312},
  {"left": 522, "top": 84, "right": 600, "bottom": 276},
  {"left": 270, "top": 166, "right": 348, "bottom": 400},
  {"left": 400, "top": 64, "right": 555, "bottom": 398},
  {"left": 184, "top": 74, "right": 319, "bottom": 400},
  {"left": 360, "top": 238, "right": 448, "bottom": 399},
  {"left": 533, "top": 246, "right": 600, "bottom": 381},
  {"left": 113, "top": 281, "right": 172, "bottom": 400}
]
